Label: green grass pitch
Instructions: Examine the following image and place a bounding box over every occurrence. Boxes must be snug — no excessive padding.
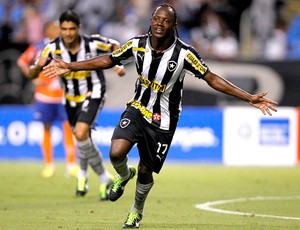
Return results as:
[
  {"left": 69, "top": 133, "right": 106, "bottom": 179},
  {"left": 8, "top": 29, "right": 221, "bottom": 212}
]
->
[{"left": 1, "top": 161, "right": 300, "bottom": 229}]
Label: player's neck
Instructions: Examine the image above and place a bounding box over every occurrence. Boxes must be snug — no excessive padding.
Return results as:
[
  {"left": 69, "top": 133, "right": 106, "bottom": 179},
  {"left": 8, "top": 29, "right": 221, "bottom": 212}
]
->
[
  {"left": 150, "top": 34, "right": 175, "bottom": 53},
  {"left": 63, "top": 36, "right": 80, "bottom": 54}
]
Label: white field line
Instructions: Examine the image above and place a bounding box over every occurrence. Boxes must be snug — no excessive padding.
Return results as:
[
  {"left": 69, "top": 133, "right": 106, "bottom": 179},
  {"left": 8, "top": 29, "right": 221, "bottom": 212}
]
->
[{"left": 195, "top": 196, "right": 300, "bottom": 221}]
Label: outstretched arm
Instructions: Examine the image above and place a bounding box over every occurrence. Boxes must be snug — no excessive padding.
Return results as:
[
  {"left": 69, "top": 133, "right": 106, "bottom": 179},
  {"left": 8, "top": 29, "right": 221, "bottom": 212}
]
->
[
  {"left": 203, "top": 71, "right": 278, "bottom": 116},
  {"left": 43, "top": 54, "right": 115, "bottom": 78}
]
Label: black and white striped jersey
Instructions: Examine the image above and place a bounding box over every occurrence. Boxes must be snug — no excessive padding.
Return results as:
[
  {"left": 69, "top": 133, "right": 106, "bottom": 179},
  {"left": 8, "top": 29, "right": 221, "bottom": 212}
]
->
[
  {"left": 110, "top": 34, "right": 209, "bottom": 131},
  {"left": 40, "top": 34, "right": 117, "bottom": 107}
]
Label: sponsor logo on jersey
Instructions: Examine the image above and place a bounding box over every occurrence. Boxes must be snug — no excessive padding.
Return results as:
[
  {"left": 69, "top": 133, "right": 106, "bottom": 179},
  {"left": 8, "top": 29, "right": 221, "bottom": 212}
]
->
[
  {"left": 96, "top": 43, "right": 111, "bottom": 51},
  {"left": 41, "top": 46, "right": 50, "bottom": 57},
  {"left": 152, "top": 113, "right": 161, "bottom": 121},
  {"left": 112, "top": 40, "right": 133, "bottom": 57},
  {"left": 64, "top": 71, "right": 91, "bottom": 79},
  {"left": 133, "top": 47, "right": 148, "bottom": 53},
  {"left": 128, "top": 100, "right": 152, "bottom": 119},
  {"left": 138, "top": 75, "right": 166, "bottom": 93},
  {"left": 65, "top": 93, "right": 87, "bottom": 103},
  {"left": 186, "top": 52, "right": 207, "bottom": 74},
  {"left": 54, "top": 49, "right": 62, "bottom": 55}
]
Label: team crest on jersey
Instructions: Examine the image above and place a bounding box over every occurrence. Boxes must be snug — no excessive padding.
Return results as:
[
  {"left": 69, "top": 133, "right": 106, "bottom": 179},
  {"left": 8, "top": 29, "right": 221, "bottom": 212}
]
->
[
  {"left": 152, "top": 113, "right": 161, "bottom": 121},
  {"left": 81, "top": 99, "right": 90, "bottom": 112},
  {"left": 168, "top": 61, "right": 177, "bottom": 72},
  {"left": 120, "top": 118, "right": 130, "bottom": 128},
  {"left": 85, "top": 53, "right": 92, "bottom": 59}
]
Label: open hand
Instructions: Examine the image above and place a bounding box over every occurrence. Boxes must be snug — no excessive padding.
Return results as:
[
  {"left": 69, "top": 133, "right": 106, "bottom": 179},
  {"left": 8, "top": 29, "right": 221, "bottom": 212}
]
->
[
  {"left": 43, "top": 56, "right": 70, "bottom": 78},
  {"left": 249, "top": 92, "right": 278, "bottom": 116}
]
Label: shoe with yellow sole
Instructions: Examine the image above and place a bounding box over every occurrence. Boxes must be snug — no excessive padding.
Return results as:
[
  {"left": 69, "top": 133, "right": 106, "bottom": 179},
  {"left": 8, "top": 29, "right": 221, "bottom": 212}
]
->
[{"left": 41, "top": 166, "right": 55, "bottom": 178}]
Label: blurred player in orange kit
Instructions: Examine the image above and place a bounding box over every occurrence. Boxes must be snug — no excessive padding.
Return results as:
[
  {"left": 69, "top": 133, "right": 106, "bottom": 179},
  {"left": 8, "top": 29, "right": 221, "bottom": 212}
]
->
[{"left": 17, "top": 21, "right": 79, "bottom": 178}]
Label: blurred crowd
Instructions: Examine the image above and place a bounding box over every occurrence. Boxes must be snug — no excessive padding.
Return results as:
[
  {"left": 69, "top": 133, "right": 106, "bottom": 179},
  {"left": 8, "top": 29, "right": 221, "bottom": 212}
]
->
[{"left": 1, "top": 0, "right": 300, "bottom": 61}]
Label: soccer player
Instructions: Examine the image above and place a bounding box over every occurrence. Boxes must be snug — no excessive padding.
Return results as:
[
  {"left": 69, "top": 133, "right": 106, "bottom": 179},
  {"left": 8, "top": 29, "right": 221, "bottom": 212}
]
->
[
  {"left": 17, "top": 21, "right": 78, "bottom": 178},
  {"left": 29, "top": 10, "right": 125, "bottom": 200},
  {"left": 43, "top": 4, "right": 278, "bottom": 228}
]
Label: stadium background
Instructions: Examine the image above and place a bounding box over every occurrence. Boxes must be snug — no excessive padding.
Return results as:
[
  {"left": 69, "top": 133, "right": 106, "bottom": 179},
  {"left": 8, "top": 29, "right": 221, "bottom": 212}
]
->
[{"left": 1, "top": 0, "right": 300, "bottom": 166}]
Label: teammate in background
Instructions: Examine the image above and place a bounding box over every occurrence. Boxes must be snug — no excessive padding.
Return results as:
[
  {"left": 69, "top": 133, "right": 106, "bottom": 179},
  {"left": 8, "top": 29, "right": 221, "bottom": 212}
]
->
[
  {"left": 43, "top": 4, "right": 278, "bottom": 228},
  {"left": 29, "top": 10, "right": 125, "bottom": 200},
  {"left": 17, "top": 21, "right": 78, "bottom": 178}
]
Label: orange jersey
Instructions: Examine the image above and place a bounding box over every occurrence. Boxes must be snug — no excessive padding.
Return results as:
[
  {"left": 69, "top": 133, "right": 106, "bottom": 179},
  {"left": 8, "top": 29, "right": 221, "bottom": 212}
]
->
[{"left": 18, "top": 42, "right": 63, "bottom": 103}]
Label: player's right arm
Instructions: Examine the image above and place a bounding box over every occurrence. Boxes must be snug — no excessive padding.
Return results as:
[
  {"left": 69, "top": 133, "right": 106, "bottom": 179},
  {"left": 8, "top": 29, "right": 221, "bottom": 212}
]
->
[
  {"left": 43, "top": 38, "right": 135, "bottom": 78},
  {"left": 43, "top": 54, "right": 115, "bottom": 78},
  {"left": 28, "top": 44, "right": 53, "bottom": 79}
]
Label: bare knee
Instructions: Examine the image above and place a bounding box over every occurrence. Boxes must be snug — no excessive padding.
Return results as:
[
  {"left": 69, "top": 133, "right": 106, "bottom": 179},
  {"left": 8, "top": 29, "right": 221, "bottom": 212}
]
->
[
  {"left": 74, "top": 129, "right": 88, "bottom": 141},
  {"left": 74, "top": 122, "right": 90, "bottom": 141},
  {"left": 109, "top": 139, "right": 132, "bottom": 163}
]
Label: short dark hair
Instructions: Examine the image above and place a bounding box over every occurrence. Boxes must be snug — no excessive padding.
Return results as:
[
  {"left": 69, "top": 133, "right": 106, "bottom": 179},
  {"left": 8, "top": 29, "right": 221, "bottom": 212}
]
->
[
  {"left": 152, "top": 4, "right": 177, "bottom": 26},
  {"left": 149, "top": 4, "right": 179, "bottom": 37},
  {"left": 59, "top": 10, "right": 80, "bottom": 26}
]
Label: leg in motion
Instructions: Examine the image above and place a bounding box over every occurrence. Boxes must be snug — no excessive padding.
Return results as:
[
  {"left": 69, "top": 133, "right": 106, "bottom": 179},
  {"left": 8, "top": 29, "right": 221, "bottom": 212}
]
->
[
  {"left": 109, "top": 139, "right": 136, "bottom": 202},
  {"left": 123, "top": 162, "right": 154, "bottom": 229},
  {"left": 62, "top": 121, "right": 79, "bottom": 177},
  {"left": 41, "top": 123, "right": 55, "bottom": 178},
  {"left": 75, "top": 122, "right": 113, "bottom": 200},
  {"left": 87, "top": 140, "right": 113, "bottom": 201}
]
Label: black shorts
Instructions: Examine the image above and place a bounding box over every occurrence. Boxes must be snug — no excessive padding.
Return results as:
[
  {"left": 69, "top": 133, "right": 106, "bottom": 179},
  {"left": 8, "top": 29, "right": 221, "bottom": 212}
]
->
[
  {"left": 112, "top": 106, "right": 175, "bottom": 173},
  {"left": 65, "top": 96, "right": 104, "bottom": 128}
]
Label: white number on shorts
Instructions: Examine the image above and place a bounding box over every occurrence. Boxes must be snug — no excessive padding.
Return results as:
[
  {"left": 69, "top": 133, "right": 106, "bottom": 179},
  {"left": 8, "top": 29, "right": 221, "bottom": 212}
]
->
[{"left": 157, "top": 142, "right": 168, "bottom": 155}]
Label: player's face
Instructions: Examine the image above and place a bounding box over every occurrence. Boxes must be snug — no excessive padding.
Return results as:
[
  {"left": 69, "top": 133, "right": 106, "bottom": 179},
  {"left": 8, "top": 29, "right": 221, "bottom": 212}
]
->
[
  {"left": 150, "top": 6, "right": 176, "bottom": 39},
  {"left": 60, "top": 21, "right": 80, "bottom": 45},
  {"left": 46, "top": 22, "right": 60, "bottom": 40}
]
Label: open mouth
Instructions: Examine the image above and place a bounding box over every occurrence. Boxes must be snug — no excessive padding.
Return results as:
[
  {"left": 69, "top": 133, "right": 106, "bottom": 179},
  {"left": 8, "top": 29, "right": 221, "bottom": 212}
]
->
[{"left": 155, "top": 27, "right": 164, "bottom": 34}]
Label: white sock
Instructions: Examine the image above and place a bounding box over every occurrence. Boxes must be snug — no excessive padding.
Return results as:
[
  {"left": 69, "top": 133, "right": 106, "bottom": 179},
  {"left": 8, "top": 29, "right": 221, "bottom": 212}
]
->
[
  {"left": 77, "top": 169, "right": 88, "bottom": 178},
  {"left": 99, "top": 170, "right": 112, "bottom": 184}
]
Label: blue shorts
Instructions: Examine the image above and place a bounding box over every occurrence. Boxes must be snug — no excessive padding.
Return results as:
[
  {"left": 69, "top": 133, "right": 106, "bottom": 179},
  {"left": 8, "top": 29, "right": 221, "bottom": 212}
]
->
[{"left": 33, "top": 101, "right": 67, "bottom": 123}]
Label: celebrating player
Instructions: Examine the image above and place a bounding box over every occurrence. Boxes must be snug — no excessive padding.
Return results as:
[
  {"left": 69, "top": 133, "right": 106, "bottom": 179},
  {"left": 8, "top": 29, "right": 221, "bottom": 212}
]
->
[
  {"left": 17, "top": 21, "right": 79, "bottom": 178},
  {"left": 30, "top": 10, "right": 125, "bottom": 200},
  {"left": 43, "top": 4, "right": 277, "bottom": 228}
]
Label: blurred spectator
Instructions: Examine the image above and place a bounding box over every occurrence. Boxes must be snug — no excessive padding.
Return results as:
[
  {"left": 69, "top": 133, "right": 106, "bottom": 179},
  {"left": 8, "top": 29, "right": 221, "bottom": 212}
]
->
[
  {"left": 190, "top": 2, "right": 238, "bottom": 60},
  {"left": 0, "top": 0, "right": 293, "bottom": 55},
  {"left": 249, "top": 0, "right": 277, "bottom": 58},
  {"left": 0, "top": 0, "right": 25, "bottom": 42},
  {"left": 0, "top": 0, "right": 44, "bottom": 43},
  {"left": 43, "top": 0, "right": 116, "bottom": 34},
  {"left": 264, "top": 18, "right": 287, "bottom": 60},
  {"left": 240, "top": 0, "right": 287, "bottom": 59},
  {"left": 0, "top": 22, "right": 13, "bottom": 45},
  {"left": 209, "top": 27, "right": 239, "bottom": 60},
  {"left": 99, "top": 0, "right": 148, "bottom": 44},
  {"left": 22, "top": 4, "right": 44, "bottom": 43},
  {"left": 286, "top": 13, "right": 300, "bottom": 60},
  {"left": 190, "top": 3, "right": 223, "bottom": 56}
]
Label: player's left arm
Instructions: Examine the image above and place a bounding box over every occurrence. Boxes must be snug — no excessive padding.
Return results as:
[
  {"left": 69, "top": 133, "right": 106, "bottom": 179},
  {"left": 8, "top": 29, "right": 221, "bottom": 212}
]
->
[{"left": 203, "top": 70, "right": 278, "bottom": 116}]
